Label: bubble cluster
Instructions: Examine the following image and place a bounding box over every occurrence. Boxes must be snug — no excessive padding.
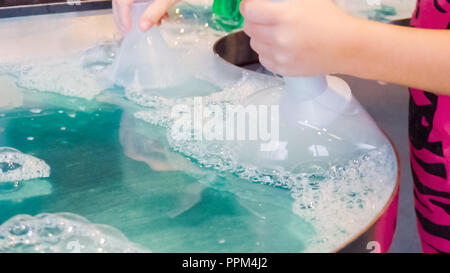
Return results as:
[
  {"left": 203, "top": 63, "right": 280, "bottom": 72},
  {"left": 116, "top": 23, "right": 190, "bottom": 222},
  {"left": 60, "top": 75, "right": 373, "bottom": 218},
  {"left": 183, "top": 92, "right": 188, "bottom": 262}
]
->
[
  {"left": 167, "top": 132, "right": 396, "bottom": 252},
  {"left": 0, "top": 5, "right": 398, "bottom": 252},
  {"left": 0, "top": 43, "right": 116, "bottom": 100},
  {"left": 0, "top": 213, "right": 147, "bottom": 253},
  {"left": 130, "top": 70, "right": 283, "bottom": 126},
  {"left": 0, "top": 147, "right": 50, "bottom": 183},
  {"left": 166, "top": 2, "right": 222, "bottom": 49},
  {"left": 130, "top": 84, "right": 397, "bottom": 252}
]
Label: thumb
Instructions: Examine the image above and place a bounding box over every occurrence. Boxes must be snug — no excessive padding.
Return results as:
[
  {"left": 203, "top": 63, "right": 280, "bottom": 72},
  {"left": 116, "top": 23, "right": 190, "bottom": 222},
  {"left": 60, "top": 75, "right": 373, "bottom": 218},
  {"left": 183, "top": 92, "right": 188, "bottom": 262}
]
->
[
  {"left": 139, "top": 0, "right": 179, "bottom": 32},
  {"left": 241, "top": 0, "right": 283, "bottom": 25}
]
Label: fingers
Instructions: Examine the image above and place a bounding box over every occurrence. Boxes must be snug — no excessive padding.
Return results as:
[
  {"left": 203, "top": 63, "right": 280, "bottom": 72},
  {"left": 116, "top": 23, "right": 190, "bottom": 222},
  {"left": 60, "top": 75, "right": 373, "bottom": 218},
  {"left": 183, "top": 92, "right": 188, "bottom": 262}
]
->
[
  {"left": 250, "top": 37, "right": 279, "bottom": 73},
  {"left": 112, "top": 1, "right": 122, "bottom": 33},
  {"left": 258, "top": 56, "right": 277, "bottom": 72},
  {"left": 240, "top": 0, "right": 283, "bottom": 25},
  {"left": 113, "top": 0, "right": 125, "bottom": 35},
  {"left": 112, "top": 0, "right": 172, "bottom": 34},
  {"left": 249, "top": 39, "right": 272, "bottom": 57},
  {"left": 250, "top": 37, "right": 295, "bottom": 75},
  {"left": 140, "top": 0, "right": 179, "bottom": 32},
  {"left": 243, "top": 21, "right": 276, "bottom": 45},
  {"left": 113, "top": 0, "right": 134, "bottom": 35},
  {"left": 157, "top": 12, "right": 170, "bottom": 26}
]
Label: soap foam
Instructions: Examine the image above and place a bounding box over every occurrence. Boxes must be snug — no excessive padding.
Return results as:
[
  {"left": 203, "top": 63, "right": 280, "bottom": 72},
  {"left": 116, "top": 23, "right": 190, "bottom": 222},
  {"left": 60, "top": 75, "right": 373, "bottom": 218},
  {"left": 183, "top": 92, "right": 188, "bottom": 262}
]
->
[
  {"left": 167, "top": 131, "right": 396, "bottom": 252},
  {"left": 132, "top": 84, "right": 397, "bottom": 252},
  {"left": 0, "top": 147, "right": 50, "bottom": 183},
  {"left": 0, "top": 76, "right": 24, "bottom": 110},
  {"left": 0, "top": 43, "right": 116, "bottom": 100},
  {"left": 0, "top": 213, "right": 147, "bottom": 253},
  {"left": 0, "top": 7, "right": 397, "bottom": 252},
  {"left": 0, "top": 179, "right": 52, "bottom": 201},
  {"left": 117, "top": 10, "right": 397, "bottom": 251}
]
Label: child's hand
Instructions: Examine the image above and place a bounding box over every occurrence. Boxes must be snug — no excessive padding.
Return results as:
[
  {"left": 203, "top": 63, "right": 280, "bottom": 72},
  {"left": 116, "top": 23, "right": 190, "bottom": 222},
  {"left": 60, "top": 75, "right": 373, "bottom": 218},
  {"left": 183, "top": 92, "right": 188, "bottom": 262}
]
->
[
  {"left": 240, "top": 0, "right": 358, "bottom": 77},
  {"left": 113, "top": 0, "right": 178, "bottom": 35}
]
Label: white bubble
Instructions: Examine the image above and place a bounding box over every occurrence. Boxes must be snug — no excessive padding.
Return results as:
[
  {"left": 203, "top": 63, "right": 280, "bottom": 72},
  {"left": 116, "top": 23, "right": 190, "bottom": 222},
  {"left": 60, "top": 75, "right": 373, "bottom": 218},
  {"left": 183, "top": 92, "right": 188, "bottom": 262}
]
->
[
  {"left": 133, "top": 93, "right": 397, "bottom": 252},
  {"left": 29, "top": 108, "right": 42, "bottom": 114},
  {"left": 0, "top": 147, "right": 50, "bottom": 183},
  {"left": 5, "top": 43, "right": 115, "bottom": 100},
  {"left": 0, "top": 213, "right": 147, "bottom": 253},
  {"left": 0, "top": 15, "right": 397, "bottom": 252}
]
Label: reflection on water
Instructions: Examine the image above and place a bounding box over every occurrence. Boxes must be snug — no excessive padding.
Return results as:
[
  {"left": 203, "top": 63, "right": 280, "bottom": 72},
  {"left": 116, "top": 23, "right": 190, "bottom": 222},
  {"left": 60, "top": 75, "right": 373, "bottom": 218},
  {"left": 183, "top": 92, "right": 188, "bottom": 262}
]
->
[
  {"left": 0, "top": 89, "right": 313, "bottom": 252},
  {"left": 0, "top": 212, "right": 145, "bottom": 253},
  {"left": 0, "top": 4, "right": 397, "bottom": 251},
  {"left": 0, "top": 179, "right": 52, "bottom": 202}
]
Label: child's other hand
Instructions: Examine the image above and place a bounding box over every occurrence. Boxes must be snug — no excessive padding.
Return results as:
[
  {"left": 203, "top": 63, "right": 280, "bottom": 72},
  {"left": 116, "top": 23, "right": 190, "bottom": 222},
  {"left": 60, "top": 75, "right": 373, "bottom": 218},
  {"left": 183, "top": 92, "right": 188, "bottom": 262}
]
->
[
  {"left": 113, "top": 0, "right": 178, "bottom": 35},
  {"left": 240, "top": 0, "right": 358, "bottom": 77}
]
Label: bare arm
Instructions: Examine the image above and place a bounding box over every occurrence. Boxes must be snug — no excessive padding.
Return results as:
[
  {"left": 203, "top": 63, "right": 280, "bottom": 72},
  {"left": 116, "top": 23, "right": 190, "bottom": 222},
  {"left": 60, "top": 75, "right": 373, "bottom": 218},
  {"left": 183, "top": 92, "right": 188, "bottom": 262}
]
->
[
  {"left": 241, "top": 0, "right": 450, "bottom": 95},
  {"left": 343, "top": 19, "right": 450, "bottom": 95}
]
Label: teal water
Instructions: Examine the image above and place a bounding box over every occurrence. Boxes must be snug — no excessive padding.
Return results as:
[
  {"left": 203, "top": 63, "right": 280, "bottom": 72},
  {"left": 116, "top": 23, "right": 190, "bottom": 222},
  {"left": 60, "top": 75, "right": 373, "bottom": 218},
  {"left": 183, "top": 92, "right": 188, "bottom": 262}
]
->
[
  {"left": 0, "top": 87, "right": 315, "bottom": 252},
  {"left": 0, "top": 1, "right": 399, "bottom": 253}
]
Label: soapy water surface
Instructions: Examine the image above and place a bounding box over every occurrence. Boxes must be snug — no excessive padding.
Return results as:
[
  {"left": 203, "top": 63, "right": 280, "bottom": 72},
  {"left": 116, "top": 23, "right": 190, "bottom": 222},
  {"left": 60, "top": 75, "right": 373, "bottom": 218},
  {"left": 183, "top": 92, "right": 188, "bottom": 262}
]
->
[
  {"left": 118, "top": 23, "right": 396, "bottom": 249},
  {"left": 0, "top": 4, "right": 397, "bottom": 252},
  {"left": 0, "top": 147, "right": 50, "bottom": 184},
  {"left": 0, "top": 147, "right": 52, "bottom": 200},
  {"left": 0, "top": 147, "right": 132, "bottom": 253},
  {"left": 135, "top": 99, "right": 397, "bottom": 251},
  {"left": 3, "top": 43, "right": 117, "bottom": 101},
  {"left": 121, "top": 54, "right": 396, "bottom": 251},
  {"left": 0, "top": 213, "right": 145, "bottom": 253},
  {"left": 0, "top": 101, "right": 315, "bottom": 253}
]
